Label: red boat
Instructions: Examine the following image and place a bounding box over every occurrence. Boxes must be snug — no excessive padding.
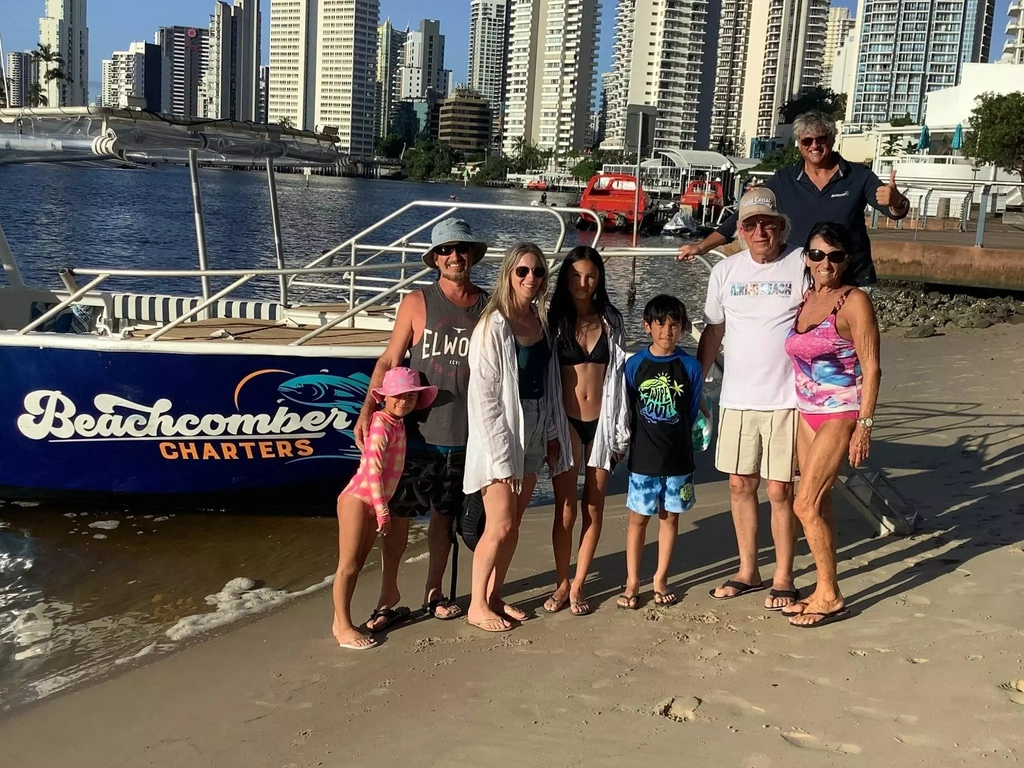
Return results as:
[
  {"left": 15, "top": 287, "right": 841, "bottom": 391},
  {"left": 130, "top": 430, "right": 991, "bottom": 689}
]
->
[
  {"left": 573, "top": 173, "right": 654, "bottom": 232},
  {"left": 680, "top": 179, "right": 724, "bottom": 218}
]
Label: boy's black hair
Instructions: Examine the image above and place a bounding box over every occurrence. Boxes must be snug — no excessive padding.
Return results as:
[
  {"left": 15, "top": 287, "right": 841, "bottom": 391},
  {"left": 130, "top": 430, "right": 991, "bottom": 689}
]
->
[{"left": 643, "top": 294, "right": 689, "bottom": 328}]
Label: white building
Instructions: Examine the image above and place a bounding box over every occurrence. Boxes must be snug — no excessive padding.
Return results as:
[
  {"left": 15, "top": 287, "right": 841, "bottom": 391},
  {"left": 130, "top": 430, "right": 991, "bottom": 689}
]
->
[
  {"left": 831, "top": 27, "right": 859, "bottom": 96},
  {"left": 925, "top": 61, "right": 1024, "bottom": 125},
  {"left": 468, "top": 0, "right": 510, "bottom": 131},
  {"left": 1005, "top": 0, "right": 1024, "bottom": 63},
  {"left": 399, "top": 19, "right": 449, "bottom": 99},
  {"left": 376, "top": 19, "right": 408, "bottom": 139},
  {"left": 156, "top": 26, "right": 209, "bottom": 117},
  {"left": 100, "top": 42, "right": 147, "bottom": 108},
  {"left": 502, "top": 0, "right": 600, "bottom": 159},
  {"left": 5, "top": 53, "right": 40, "bottom": 107},
  {"left": 602, "top": 0, "right": 714, "bottom": 153},
  {"left": 203, "top": 0, "right": 261, "bottom": 120},
  {"left": 268, "top": 0, "right": 379, "bottom": 157},
  {"left": 710, "top": 0, "right": 829, "bottom": 157},
  {"left": 849, "top": 0, "right": 995, "bottom": 124},
  {"left": 822, "top": 6, "right": 855, "bottom": 89},
  {"left": 38, "top": 0, "right": 89, "bottom": 106}
]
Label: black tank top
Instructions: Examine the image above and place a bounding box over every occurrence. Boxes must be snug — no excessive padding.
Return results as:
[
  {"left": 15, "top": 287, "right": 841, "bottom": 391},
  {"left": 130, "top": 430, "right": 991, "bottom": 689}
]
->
[{"left": 406, "top": 281, "right": 487, "bottom": 447}]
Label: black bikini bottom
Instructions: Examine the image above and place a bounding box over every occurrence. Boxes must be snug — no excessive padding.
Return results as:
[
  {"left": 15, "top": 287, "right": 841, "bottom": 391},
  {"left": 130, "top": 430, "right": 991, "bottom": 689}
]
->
[{"left": 566, "top": 416, "right": 598, "bottom": 447}]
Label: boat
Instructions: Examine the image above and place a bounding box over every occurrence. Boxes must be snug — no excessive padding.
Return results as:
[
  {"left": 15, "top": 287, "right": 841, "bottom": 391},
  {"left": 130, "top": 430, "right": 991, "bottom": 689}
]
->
[
  {"left": 0, "top": 107, "right": 613, "bottom": 509},
  {"left": 571, "top": 173, "right": 658, "bottom": 233},
  {"left": 680, "top": 179, "right": 725, "bottom": 220},
  {"left": 662, "top": 209, "right": 703, "bottom": 237}
]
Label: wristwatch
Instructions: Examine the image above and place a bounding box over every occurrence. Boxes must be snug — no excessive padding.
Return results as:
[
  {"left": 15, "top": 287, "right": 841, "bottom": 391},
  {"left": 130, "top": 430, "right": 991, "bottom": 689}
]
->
[{"left": 857, "top": 417, "right": 874, "bottom": 429}]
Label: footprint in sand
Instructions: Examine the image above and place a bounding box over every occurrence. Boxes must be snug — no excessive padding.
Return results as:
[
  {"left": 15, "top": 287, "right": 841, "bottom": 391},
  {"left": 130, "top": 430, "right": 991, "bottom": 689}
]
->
[
  {"left": 849, "top": 650, "right": 868, "bottom": 657},
  {"left": 705, "top": 693, "right": 767, "bottom": 718},
  {"left": 782, "top": 732, "right": 861, "bottom": 754},
  {"left": 742, "top": 648, "right": 760, "bottom": 655},
  {"left": 907, "top": 657, "right": 929, "bottom": 664},
  {"left": 848, "top": 705, "right": 919, "bottom": 725},
  {"left": 1000, "top": 681, "right": 1024, "bottom": 705},
  {"left": 907, "top": 595, "right": 931, "bottom": 606}
]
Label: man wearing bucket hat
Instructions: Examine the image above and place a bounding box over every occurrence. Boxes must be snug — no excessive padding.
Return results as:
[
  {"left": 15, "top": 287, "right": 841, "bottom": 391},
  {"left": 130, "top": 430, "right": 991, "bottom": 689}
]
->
[
  {"left": 353, "top": 218, "right": 488, "bottom": 630},
  {"left": 697, "top": 188, "right": 805, "bottom": 612}
]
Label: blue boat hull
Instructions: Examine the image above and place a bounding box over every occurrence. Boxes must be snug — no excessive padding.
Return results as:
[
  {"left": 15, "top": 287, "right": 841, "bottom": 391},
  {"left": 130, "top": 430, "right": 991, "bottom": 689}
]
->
[{"left": 0, "top": 343, "right": 376, "bottom": 508}]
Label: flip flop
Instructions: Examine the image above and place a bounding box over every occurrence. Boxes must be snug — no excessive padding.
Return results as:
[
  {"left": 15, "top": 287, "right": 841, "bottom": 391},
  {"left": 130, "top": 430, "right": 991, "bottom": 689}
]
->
[
  {"left": 338, "top": 635, "right": 378, "bottom": 650},
  {"left": 653, "top": 591, "right": 678, "bottom": 607},
  {"left": 616, "top": 594, "right": 639, "bottom": 610},
  {"left": 709, "top": 580, "right": 766, "bottom": 601},
  {"left": 765, "top": 588, "right": 801, "bottom": 611},
  {"left": 423, "top": 597, "right": 462, "bottom": 621},
  {"left": 467, "top": 617, "right": 513, "bottom": 633},
  {"left": 781, "top": 599, "right": 810, "bottom": 617},
  {"left": 366, "top": 605, "right": 411, "bottom": 633},
  {"left": 501, "top": 604, "right": 529, "bottom": 622},
  {"left": 569, "top": 599, "right": 592, "bottom": 616},
  {"left": 789, "top": 607, "right": 850, "bottom": 628},
  {"left": 542, "top": 594, "right": 569, "bottom": 614}
]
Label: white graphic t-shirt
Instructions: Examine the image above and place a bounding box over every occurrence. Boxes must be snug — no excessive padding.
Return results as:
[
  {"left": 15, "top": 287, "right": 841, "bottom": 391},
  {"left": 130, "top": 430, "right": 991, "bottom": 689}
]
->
[{"left": 703, "top": 246, "right": 805, "bottom": 411}]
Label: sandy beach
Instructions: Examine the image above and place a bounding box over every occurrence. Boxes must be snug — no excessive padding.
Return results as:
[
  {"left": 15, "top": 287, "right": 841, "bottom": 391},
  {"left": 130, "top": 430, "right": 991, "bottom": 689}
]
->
[{"left": 3, "top": 323, "right": 1024, "bottom": 767}]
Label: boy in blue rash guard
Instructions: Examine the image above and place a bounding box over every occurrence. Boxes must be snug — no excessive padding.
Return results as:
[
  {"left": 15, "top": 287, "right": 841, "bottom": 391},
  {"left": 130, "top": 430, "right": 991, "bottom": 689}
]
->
[{"left": 617, "top": 295, "right": 703, "bottom": 610}]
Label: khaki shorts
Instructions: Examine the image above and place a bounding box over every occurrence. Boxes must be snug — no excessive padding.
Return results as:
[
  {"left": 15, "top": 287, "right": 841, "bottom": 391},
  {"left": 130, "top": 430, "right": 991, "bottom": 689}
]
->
[{"left": 714, "top": 408, "right": 797, "bottom": 482}]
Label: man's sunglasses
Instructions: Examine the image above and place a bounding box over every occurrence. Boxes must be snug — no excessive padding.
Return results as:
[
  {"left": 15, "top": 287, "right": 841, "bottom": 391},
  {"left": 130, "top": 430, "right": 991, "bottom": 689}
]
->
[
  {"left": 800, "top": 135, "right": 830, "bottom": 148},
  {"left": 805, "top": 249, "right": 847, "bottom": 264},
  {"left": 514, "top": 266, "right": 546, "bottom": 279},
  {"left": 435, "top": 243, "right": 474, "bottom": 257}
]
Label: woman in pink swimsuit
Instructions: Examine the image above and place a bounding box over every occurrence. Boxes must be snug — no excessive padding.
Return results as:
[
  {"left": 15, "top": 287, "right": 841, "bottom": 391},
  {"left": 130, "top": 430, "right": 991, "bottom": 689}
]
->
[
  {"left": 783, "top": 222, "right": 881, "bottom": 628},
  {"left": 332, "top": 367, "right": 436, "bottom": 650}
]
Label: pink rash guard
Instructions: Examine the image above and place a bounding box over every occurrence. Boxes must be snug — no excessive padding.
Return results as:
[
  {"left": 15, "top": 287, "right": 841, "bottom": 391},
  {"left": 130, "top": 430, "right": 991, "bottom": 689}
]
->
[{"left": 339, "top": 410, "right": 406, "bottom": 525}]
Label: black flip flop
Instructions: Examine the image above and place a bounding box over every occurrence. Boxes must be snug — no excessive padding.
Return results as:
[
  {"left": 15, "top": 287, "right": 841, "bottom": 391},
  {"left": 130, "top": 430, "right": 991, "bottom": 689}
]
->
[
  {"left": 789, "top": 607, "right": 850, "bottom": 628},
  {"left": 422, "top": 597, "right": 462, "bottom": 621},
  {"left": 366, "top": 605, "right": 411, "bottom": 632},
  {"left": 765, "top": 588, "right": 801, "bottom": 611},
  {"left": 709, "top": 580, "right": 766, "bottom": 601}
]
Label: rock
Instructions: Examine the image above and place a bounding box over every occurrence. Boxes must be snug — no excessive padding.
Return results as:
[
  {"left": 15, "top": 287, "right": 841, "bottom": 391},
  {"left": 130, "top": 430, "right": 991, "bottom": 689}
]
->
[
  {"left": 905, "top": 323, "right": 935, "bottom": 339},
  {"left": 1008, "top": 314, "right": 1024, "bottom": 325},
  {"left": 956, "top": 316, "right": 974, "bottom": 329},
  {"left": 945, "top": 321, "right": 959, "bottom": 331},
  {"left": 971, "top": 317, "right": 993, "bottom": 329}
]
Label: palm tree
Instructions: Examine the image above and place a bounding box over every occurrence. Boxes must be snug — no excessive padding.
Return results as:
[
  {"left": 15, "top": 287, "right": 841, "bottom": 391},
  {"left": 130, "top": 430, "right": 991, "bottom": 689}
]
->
[
  {"left": 31, "top": 43, "right": 71, "bottom": 104},
  {"left": 26, "top": 82, "right": 48, "bottom": 108},
  {"left": 277, "top": 116, "right": 295, "bottom": 128}
]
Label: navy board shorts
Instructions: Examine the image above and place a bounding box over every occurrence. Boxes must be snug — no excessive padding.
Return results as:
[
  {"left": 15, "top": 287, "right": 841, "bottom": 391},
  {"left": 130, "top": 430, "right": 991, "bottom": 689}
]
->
[
  {"left": 627, "top": 472, "right": 696, "bottom": 516},
  {"left": 389, "top": 443, "right": 467, "bottom": 518}
]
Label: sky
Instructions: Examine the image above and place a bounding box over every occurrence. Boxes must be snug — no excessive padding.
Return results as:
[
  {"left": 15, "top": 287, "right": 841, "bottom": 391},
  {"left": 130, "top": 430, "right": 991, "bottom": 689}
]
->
[{"left": 0, "top": 0, "right": 1014, "bottom": 99}]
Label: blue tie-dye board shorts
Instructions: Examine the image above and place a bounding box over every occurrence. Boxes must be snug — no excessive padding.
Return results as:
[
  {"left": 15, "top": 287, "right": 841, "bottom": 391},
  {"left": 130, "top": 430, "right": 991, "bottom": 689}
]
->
[{"left": 626, "top": 472, "right": 697, "bottom": 516}]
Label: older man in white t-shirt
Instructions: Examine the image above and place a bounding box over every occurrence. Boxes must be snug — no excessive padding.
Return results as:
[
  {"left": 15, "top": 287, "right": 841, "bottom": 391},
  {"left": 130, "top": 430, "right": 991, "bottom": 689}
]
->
[{"left": 698, "top": 188, "right": 806, "bottom": 611}]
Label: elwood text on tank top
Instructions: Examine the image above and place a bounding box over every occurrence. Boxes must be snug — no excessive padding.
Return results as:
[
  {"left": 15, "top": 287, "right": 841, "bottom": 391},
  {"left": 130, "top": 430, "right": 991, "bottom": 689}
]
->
[{"left": 407, "top": 282, "right": 487, "bottom": 447}]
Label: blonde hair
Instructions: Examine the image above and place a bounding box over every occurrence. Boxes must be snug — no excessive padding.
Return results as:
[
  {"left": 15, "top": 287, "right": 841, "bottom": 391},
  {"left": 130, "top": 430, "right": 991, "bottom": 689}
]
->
[{"left": 481, "top": 242, "right": 550, "bottom": 324}]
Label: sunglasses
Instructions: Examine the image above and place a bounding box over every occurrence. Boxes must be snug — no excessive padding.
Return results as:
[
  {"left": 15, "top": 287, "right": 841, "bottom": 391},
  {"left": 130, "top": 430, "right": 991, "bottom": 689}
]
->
[
  {"left": 800, "top": 135, "right": 830, "bottom": 147},
  {"left": 805, "top": 249, "right": 847, "bottom": 264},
  {"left": 738, "top": 219, "right": 779, "bottom": 233},
  {"left": 514, "top": 266, "right": 546, "bottom": 279},
  {"left": 435, "top": 243, "right": 473, "bottom": 257}
]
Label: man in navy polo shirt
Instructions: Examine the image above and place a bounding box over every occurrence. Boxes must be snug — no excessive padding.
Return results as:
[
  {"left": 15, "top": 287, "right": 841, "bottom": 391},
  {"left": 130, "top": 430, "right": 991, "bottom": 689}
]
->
[{"left": 678, "top": 111, "right": 910, "bottom": 287}]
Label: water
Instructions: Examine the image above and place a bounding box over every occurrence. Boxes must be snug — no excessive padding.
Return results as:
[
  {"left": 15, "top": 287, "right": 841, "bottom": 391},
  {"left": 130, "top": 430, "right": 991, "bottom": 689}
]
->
[{"left": 0, "top": 165, "right": 709, "bottom": 710}]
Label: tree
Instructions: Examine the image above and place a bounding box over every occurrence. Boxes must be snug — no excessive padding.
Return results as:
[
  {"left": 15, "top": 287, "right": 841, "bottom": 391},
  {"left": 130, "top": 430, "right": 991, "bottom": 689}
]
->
[
  {"left": 277, "top": 116, "right": 294, "bottom": 128},
  {"left": 751, "top": 140, "right": 801, "bottom": 172},
  {"left": 962, "top": 91, "right": 1024, "bottom": 186},
  {"left": 779, "top": 88, "right": 847, "bottom": 124},
  {"left": 26, "top": 82, "right": 48, "bottom": 108},
  {"left": 403, "top": 140, "right": 456, "bottom": 181},
  {"left": 31, "top": 43, "right": 72, "bottom": 103},
  {"left": 374, "top": 133, "right": 405, "bottom": 159},
  {"left": 890, "top": 113, "right": 915, "bottom": 127},
  {"left": 570, "top": 157, "right": 600, "bottom": 181},
  {"left": 472, "top": 155, "right": 510, "bottom": 184}
]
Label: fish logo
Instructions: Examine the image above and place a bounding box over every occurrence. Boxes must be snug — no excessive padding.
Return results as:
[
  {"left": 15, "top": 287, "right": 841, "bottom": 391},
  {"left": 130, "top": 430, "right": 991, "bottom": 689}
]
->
[{"left": 277, "top": 373, "right": 370, "bottom": 413}]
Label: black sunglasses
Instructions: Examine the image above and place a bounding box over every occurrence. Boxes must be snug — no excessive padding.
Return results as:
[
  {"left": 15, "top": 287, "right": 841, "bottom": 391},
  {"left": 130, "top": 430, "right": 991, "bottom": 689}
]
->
[
  {"left": 435, "top": 243, "right": 473, "bottom": 257},
  {"left": 514, "top": 266, "right": 546, "bottom": 279},
  {"left": 800, "top": 135, "right": 830, "bottom": 147},
  {"left": 805, "top": 249, "right": 847, "bottom": 264}
]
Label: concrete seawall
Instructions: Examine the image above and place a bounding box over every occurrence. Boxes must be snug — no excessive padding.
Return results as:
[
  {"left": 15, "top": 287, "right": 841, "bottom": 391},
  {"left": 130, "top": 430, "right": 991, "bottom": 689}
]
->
[{"left": 872, "top": 239, "right": 1024, "bottom": 291}]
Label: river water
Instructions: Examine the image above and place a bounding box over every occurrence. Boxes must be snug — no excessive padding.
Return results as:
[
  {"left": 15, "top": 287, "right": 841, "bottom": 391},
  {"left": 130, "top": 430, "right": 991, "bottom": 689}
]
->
[{"left": 0, "top": 165, "right": 710, "bottom": 710}]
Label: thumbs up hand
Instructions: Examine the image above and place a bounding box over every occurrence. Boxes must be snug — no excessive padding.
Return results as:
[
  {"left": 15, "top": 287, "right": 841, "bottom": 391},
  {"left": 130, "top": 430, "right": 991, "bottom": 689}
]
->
[{"left": 876, "top": 169, "right": 908, "bottom": 211}]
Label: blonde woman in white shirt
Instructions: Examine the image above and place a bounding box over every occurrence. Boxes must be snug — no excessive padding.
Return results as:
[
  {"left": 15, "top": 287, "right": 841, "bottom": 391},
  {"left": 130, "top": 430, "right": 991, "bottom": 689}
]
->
[{"left": 464, "top": 243, "right": 573, "bottom": 633}]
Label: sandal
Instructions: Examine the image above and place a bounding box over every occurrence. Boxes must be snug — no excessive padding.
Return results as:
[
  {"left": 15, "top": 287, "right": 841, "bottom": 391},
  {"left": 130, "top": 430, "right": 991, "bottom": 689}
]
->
[
  {"left": 765, "top": 588, "right": 801, "bottom": 611},
  {"left": 542, "top": 593, "right": 569, "bottom": 614},
  {"left": 789, "top": 607, "right": 850, "bottom": 628},
  {"left": 366, "top": 605, "right": 411, "bottom": 633},
  {"left": 653, "top": 591, "right": 678, "bottom": 607},
  {"left": 422, "top": 596, "right": 462, "bottom": 620},
  {"left": 569, "top": 599, "right": 592, "bottom": 616},
  {"left": 616, "top": 594, "right": 639, "bottom": 610},
  {"left": 468, "top": 617, "right": 513, "bottom": 633},
  {"left": 709, "top": 580, "right": 766, "bottom": 601}
]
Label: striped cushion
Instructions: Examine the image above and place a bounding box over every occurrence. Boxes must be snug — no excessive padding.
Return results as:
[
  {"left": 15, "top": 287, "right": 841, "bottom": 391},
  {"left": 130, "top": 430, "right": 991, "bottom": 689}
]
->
[{"left": 111, "top": 294, "right": 282, "bottom": 323}]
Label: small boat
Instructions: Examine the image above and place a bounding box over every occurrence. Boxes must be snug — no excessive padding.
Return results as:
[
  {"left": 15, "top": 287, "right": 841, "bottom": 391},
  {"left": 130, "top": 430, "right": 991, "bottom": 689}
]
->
[
  {"left": 662, "top": 209, "right": 700, "bottom": 236},
  {"left": 680, "top": 179, "right": 725, "bottom": 220},
  {"left": 526, "top": 179, "right": 549, "bottom": 191},
  {"left": 572, "top": 173, "right": 656, "bottom": 233}
]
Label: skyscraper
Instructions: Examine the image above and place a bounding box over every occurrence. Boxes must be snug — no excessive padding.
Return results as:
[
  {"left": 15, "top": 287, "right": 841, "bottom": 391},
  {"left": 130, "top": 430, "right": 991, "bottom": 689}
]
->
[
  {"left": 602, "top": 0, "right": 716, "bottom": 152},
  {"left": 100, "top": 42, "right": 161, "bottom": 109},
  {"left": 376, "top": 19, "right": 408, "bottom": 139},
  {"left": 258, "top": 64, "right": 270, "bottom": 122},
  {"left": 822, "top": 6, "right": 855, "bottom": 88},
  {"left": 468, "top": 0, "right": 510, "bottom": 133},
  {"left": 5, "top": 53, "right": 40, "bottom": 108},
  {"left": 1007, "top": 0, "right": 1024, "bottom": 62},
  {"left": 38, "top": 0, "right": 89, "bottom": 106},
  {"left": 156, "top": 26, "right": 209, "bottom": 117},
  {"left": 502, "top": 0, "right": 600, "bottom": 158},
  {"left": 399, "top": 20, "right": 450, "bottom": 99},
  {"left": 710, "top": 0, "right": 828, "bottom": 157},
  {"left": 268, "top": 0, "right": 318, "bottom": 129},
  {"left": 203, "top": 0, "right": 261, "bottom": 120},
  {"left": 849, "top": 0, "right": 995, "bottom": 124}
]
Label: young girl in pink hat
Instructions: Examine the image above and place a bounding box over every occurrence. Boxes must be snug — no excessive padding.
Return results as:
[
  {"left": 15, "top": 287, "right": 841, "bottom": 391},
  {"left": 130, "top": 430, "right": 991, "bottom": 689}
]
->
[{"left": 332, "top": 367, "right": 437, "bottom": 650}]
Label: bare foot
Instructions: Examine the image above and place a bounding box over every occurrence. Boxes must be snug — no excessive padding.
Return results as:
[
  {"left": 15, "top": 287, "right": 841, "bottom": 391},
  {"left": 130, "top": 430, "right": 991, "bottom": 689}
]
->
[
  {"left": 788, "top": 595, "right": 846, "bottom": 628},
  {"left": 543, "top": 582, "right": 570, "bottom": 613},
  {"left": 493, "top": 602, "right": 528, "bottom": 622},
  {"left": 568, "top": 582, "right": 590, "bottom": 615}
]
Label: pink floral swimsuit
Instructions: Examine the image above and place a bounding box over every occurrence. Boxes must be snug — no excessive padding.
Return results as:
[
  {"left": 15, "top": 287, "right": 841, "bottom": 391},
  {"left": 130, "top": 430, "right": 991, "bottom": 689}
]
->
[{"left": 339, "top": 410, "right": 406, "bottom": 525}]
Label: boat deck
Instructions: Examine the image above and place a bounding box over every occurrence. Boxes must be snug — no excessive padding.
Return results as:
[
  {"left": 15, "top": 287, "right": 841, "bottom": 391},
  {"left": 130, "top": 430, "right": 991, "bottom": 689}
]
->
[{"left": 126, "top": 318, "right": 392, "bottom": 346}]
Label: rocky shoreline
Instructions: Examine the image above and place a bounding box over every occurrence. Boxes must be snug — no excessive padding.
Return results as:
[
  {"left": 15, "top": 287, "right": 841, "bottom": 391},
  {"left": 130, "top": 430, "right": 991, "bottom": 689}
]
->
[{"left": 872, "top": 282, "right": 1024, "bottom": 337}]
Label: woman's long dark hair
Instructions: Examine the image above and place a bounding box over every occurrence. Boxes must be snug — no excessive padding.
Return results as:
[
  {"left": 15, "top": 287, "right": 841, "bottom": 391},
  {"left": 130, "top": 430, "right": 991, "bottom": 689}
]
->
[
  {"left": 548, "top": 246, "right": 622, "bottom": 343},
  {"left": 803, "top": 221, "right": 856, "bottom": 290}
]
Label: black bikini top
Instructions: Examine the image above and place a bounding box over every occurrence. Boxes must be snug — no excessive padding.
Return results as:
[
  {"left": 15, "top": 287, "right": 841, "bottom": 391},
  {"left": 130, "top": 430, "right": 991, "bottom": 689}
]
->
[{"left": 558, "top": 328, "right": 610, "bottom": 366}]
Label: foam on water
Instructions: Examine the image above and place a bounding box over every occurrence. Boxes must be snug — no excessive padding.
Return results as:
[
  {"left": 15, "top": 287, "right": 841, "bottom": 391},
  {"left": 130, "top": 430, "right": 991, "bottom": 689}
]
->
[{"left": 87, "top": 520, "right": 120, "bottom": 531}]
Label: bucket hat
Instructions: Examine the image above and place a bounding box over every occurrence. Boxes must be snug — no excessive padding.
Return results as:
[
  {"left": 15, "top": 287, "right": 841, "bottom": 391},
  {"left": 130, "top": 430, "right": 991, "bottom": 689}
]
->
[
  {"left": 371, "top": 367, "right": 438, "bottom": 410},
  {"left": 421, "top": 218, "right": 488, "bottom": 268}
]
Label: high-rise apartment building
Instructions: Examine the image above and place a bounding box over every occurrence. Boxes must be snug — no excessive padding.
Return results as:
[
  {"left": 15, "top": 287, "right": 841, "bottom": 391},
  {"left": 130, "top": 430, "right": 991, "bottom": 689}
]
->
[
  {"left": 850, "top": 0, "right": 994, "bottom": 124},
  {"left": 376, "top": 19, "right": 408, "bottom": 139},
  {"left": 4, "top": 53, "right": 40, "bottom": 107},
  {"left": 502, "top": 0, "right": 600, "bottom": 158},
  {"left": 602, "top": 0, "right": 716, "bottom": 153},
  {"left": 258, "top": 65, "right": 270, "bottom": 122},
  {"left": 438, "top": 88, "right": 492, "bottom": 153},
  {"left": 710, "top": 0, "right": 828, "bottom": 157},
  {"left": 468, "top": 0, "right": 510, "bottom": 133},
  {"left": 203, "top": 0, "right": 261, "bottom": 120},
  {"left": 100, "top": 42, "right": 161, "bottom": 109},
  {"left": 822, "top": 6, "right": 855, "bottom": 88},
  {"left": 39, "top": 0, "right": 90, "bottom": 106},
  {"left": 399, "top": 20, "right": 450, "bottom": 99},
  {"left": 1007, "top": 1, "right": 1024, "bottom": 62},
  {"left": 268, "top": 0, "right": 379, "bottom": 156},
  {"left": 156, "top": 26, "right": 209, "bottom": 117}
]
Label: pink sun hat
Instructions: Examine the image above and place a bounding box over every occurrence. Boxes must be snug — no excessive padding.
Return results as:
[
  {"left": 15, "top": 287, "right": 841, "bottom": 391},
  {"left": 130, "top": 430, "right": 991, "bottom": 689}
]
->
[{"left": 371, "top": 367, "right": 438, "bottom": 410}]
